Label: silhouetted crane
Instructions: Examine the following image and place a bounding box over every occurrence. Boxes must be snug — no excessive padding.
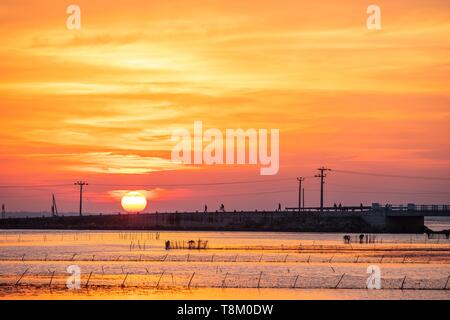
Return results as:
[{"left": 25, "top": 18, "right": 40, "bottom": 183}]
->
[{"left": 51, "top": 194, "right": 58, "bottom": 217}]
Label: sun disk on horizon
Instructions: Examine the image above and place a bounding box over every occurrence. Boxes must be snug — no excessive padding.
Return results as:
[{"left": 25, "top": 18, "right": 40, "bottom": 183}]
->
[{"left": 121, "top": 191, "right": 147, "bottom": 213}]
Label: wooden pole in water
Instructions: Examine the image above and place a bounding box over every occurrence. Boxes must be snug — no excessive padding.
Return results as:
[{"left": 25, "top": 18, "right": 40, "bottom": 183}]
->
[
  {"left": 257, "top": 272, "right": 263, "bottom": 289},
  {"left": 293, "top": 275, "right": 300, "bottom": 288},
  {"left": 400, "top": 276, "right": 407, "bottom": 290},
  {"left": 443, "top": 275, "right": 450, "bottom": 290},
  {"left": 49, "top": 271, "right": 55, "bottom": 288},
  {"left": 188, "top": 272, "right": 195, "bottom": 289},
  {"left": 121, "top": 273, "right": 129, "bottom": 288},
  {"left": 85, "top": 271, "right": 93, "bottom": 288},
  {"left": 156, "top": 271, "right": 165, "bottom": 288},
  {"left": 15, "top": 268, "right": 29, "bottom": 286},
  {"left": 222, "top": 272, "right": 228, "bottom": 288},
  {"left": 335, "top": 273, "right": 346, "bottom": 289}
]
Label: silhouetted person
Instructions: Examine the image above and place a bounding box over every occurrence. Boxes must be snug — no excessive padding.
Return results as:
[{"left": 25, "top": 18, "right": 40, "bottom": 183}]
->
[
  {"left": 220, "top": 204, "right": 225, "bottom": 212},
  {"left": 1, "top": 204, "right": 4, "bottom": 219},
  {"left": 360, "top": 203, "right": 364, "bottom": 211},
  {"left": 278, "top": 203, "right": 282, "bottom": 211},
  {"left": 165, "top": 240, "right": 171, "bottom": 250},
  {"left": 204, "top": 205, "right": 208, "bottom": 213},
  {"left": 343, "top": 235, "right": 351, "bottom": 244},
  {"left": 338, "top": 203, "right": 342, "bottom": 211},
  {"left": 334, "top": 203, "right": 337, "bottom": 211},
  {"left": 359, "top": 234, "right": 365, "bottom": 244}
]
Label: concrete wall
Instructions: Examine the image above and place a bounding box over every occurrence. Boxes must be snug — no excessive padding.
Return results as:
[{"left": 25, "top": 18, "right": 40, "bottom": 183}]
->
[
  {"left": 0, "top": 210, "right": 426, "bottom": 233},
  {"left": 385, "top": 216, "right": 424, "bottom": 233}
]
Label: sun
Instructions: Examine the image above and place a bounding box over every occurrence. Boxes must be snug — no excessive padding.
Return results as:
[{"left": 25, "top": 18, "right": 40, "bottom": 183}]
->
[{"left": 121, "top": 191, "right": 147, "bottom": 213}]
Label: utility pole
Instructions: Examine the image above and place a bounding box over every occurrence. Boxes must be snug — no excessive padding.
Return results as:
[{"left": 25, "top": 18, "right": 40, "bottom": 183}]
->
[
  {"left": 315, "top": 167, "right": 331, "bottom": 211},
  {"left": 297, "top": 177, "right": 305, "bottom": 211},
  {"left": 302, "top": 188, "right": 305, "bottom": 209},
  {"left": 74, "top": 181, "right": 88, "bottom": 216}
]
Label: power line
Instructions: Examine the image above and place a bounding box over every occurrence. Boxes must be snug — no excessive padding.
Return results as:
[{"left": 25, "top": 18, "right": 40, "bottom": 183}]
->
[
  {"left": 332, "top": 169, "right": 450, "bottom": 181},
  {"left": 0, "top": 178, "right": 296, "bottom": 189},
  {"left": 326, "top": 182, "right": 450, "bottom": 195},
  {"left": 325, "top": 189, "right": 450, "bottom": 196},
  {"left": 83, "top": 178, "right": 296, "bottom": 188},
  {"left": 0, "top": 184, "right": 72, "bottom": 189},
  {"left": 143, "top": 187, "right": 450, "bottom": 201},
  {"left": 5, "top": 186, "right": 449, "bottom": 198},
  {"left": 217, "top": 189, "right": 296, "bottom": 197}
]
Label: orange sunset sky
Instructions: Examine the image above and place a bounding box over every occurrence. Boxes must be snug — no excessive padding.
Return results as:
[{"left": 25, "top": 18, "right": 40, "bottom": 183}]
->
[{"left": 0, "top": 0, "right": 449, "bottom": 213}]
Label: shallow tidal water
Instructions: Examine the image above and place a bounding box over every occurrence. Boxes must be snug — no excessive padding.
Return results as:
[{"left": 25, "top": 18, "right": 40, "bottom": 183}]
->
[{"left": 0, "top": 228, "right": 449, "bottom": 300}]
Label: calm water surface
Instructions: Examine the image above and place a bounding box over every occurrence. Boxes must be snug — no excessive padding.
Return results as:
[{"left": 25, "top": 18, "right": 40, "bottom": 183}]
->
[{"left": 0, "top": 227, "right": 449, "bottom": 300}]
